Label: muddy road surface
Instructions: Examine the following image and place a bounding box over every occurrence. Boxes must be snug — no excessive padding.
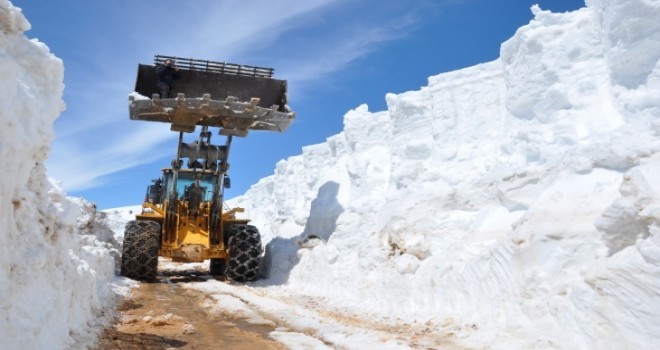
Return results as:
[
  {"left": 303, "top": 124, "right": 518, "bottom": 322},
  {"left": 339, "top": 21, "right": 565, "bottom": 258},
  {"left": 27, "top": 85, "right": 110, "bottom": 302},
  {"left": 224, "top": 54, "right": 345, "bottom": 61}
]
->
[
  {"left": 95, "top": 263, "right": 463, "bottom": 349},
  {"left": 94, "top": 270, "right": 285, "bottom": 350}
]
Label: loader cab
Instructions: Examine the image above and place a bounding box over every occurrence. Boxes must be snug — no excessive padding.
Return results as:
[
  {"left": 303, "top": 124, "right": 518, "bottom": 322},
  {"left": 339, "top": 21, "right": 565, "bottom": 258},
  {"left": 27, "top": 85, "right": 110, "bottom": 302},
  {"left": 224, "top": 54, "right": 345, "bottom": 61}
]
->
[{"left": 162, "top": 169, "right": 218, "bottom": 202}]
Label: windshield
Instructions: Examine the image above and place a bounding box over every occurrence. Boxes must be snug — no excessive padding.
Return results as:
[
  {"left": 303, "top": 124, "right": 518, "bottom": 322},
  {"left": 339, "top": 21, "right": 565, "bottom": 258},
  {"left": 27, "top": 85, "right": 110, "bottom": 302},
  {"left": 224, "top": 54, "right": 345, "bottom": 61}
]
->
[{"left": 164, "top": 171, "right": 217, "bottom": 201}]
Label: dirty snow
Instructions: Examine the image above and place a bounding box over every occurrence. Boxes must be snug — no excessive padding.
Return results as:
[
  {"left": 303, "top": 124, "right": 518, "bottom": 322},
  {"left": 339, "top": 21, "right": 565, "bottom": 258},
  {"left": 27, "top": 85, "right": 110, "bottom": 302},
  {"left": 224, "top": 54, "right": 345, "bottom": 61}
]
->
[{"left": 0, "top": 1, "right": 124, "bottom": 349}]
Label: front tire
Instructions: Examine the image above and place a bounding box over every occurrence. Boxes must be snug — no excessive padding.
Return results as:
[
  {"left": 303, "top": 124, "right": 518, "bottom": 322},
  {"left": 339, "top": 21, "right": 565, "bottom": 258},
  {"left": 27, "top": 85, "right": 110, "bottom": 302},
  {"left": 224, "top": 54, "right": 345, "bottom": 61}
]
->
[
  {"left": 120, "top": 220, "right": 161, "bottom": 281},
  {"left": 225, "top": 224, "right": 263, "bottom": 282}
]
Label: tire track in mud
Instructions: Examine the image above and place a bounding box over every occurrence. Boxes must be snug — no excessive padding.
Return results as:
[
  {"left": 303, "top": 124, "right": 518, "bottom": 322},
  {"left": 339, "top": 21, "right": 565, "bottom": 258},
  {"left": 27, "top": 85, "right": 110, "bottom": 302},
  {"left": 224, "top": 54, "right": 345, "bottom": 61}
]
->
[
  {"left": 188, "top": 282, "right": 466, "bottom": 350},
  {"left": 94, "top": 271, "right": 286, "bottom": 350},
  {"left": 96, "top": 265, "right": 464, "bottom": 349}
]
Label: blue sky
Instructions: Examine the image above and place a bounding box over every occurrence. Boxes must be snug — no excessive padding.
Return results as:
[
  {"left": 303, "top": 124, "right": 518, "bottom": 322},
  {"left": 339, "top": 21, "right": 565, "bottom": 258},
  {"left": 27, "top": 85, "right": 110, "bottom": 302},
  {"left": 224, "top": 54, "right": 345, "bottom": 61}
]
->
[{"left": 13, "top": 0, "right": 583, "bottom": 209}]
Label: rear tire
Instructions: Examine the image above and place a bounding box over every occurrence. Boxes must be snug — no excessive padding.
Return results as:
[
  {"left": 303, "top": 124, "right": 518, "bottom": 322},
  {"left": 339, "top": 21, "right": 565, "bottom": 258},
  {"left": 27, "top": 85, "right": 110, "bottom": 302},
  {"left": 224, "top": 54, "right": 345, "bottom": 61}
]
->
[
  {"left": 225, "top": 224, "right": 263, "bottom": 282},
  {"left": 120, "top": 220, "right": 161, "bottom": 281}
]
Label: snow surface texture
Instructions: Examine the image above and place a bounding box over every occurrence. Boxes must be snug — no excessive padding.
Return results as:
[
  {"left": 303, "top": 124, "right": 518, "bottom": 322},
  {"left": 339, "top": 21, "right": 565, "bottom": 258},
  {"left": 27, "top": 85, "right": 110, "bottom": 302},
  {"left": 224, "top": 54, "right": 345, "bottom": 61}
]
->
[
  {"left": 229, "top": 0, "right": 660, "bottom": 348},
  {"left": 0, "top": 1, "right": 123, "bottom": 348}
]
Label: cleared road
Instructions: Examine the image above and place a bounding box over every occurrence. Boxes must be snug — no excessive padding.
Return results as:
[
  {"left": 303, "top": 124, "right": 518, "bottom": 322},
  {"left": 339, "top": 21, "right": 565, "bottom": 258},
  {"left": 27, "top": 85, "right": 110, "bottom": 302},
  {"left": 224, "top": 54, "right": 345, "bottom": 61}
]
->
[{"left": 94, "top": 270, "right": 285, "bottom": 350}]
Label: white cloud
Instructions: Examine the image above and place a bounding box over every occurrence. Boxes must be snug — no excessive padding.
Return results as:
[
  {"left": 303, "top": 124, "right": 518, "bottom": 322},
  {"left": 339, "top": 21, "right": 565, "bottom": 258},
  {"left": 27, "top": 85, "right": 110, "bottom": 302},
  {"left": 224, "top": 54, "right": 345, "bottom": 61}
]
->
[
  {"left": 48, "top": 122, "right": 174, "bottom": 191},
  {"left": 280, "top": 13, "right": 418, "bottom": 87}
]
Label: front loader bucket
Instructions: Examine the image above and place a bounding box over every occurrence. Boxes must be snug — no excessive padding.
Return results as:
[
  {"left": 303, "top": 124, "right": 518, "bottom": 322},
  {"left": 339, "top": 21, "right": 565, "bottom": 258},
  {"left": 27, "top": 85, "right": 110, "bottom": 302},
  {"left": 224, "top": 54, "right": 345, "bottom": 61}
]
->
[
  {"left": 129, "top": 94, "right": 295, "bottom": 135},
  {"left": 129, "top": 56, "right": 295, "bottom": 135}
]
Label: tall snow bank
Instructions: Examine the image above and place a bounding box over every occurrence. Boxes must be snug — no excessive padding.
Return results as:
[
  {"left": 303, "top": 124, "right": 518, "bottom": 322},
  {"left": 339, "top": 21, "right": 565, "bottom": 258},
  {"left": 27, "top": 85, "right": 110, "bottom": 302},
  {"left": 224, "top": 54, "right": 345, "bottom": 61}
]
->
[
  {"left": 0, "top": 1, "right": 121, "bottom": 348},
  {"left": 232, "top": 0, "right": 660, "bottom": 348}
]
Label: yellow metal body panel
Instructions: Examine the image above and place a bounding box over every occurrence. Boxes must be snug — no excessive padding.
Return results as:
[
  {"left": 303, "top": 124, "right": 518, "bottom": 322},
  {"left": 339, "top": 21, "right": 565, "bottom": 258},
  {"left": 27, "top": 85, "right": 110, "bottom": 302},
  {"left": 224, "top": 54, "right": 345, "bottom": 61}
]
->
[{"left": 134, "top": 199, "right": 249, "bottom": 263}]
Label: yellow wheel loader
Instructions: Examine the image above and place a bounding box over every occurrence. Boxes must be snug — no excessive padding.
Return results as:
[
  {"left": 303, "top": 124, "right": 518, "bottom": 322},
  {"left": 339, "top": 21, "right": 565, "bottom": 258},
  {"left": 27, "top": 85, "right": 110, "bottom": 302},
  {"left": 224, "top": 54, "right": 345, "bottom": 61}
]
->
[{"left": 120, "top": 55, "right": 295, "bottom": 282}]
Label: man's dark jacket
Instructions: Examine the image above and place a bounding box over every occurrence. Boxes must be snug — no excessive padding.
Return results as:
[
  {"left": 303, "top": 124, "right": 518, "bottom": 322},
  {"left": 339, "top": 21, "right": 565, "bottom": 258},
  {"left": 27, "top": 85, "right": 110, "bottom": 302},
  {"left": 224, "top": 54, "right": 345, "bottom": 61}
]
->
[{"left": 156, "top": 64, "right": 178, "bottom": 87}]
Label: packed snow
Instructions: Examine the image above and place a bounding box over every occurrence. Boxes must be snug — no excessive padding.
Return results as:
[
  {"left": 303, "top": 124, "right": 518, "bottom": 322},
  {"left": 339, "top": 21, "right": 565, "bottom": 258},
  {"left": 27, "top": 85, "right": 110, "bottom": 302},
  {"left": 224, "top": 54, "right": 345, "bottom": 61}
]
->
[
  {"left": 216, "top": 0, "right": 660, "bottom": 348},
  {"left": 4, "top": 0, "right": 660, "bottom": 348},
  {"left": 0, "top": 1, "right": 125, "bottom": 349}
]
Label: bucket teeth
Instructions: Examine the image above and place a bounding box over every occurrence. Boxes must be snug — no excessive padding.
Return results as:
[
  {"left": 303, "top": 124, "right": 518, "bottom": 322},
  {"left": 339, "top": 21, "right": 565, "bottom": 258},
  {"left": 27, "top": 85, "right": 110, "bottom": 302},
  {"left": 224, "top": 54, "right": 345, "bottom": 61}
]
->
[{"left": 129, "top": 95, "right": 295, "bottom": 135}]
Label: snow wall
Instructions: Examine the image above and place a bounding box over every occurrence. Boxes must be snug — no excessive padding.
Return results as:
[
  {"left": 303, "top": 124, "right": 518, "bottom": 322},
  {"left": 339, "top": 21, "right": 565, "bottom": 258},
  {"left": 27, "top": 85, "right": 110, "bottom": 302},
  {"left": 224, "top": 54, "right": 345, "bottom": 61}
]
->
[
  {"left": 0, "top": 2, "right": 121, "bottom": 349},
  {"left": 232, "top": 0, "right": 660, "bottom": 348}
]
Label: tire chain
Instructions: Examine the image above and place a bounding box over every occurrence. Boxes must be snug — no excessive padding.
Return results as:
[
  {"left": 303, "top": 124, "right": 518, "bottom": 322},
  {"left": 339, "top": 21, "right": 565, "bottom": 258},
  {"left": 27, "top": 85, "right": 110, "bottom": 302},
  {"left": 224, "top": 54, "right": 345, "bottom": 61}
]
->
[
  {"left": 120, "top": 220, "right": 161, "bottom": 281},
  {"left": 225, "top": 224, "right": 263, "bottom": 282}
]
